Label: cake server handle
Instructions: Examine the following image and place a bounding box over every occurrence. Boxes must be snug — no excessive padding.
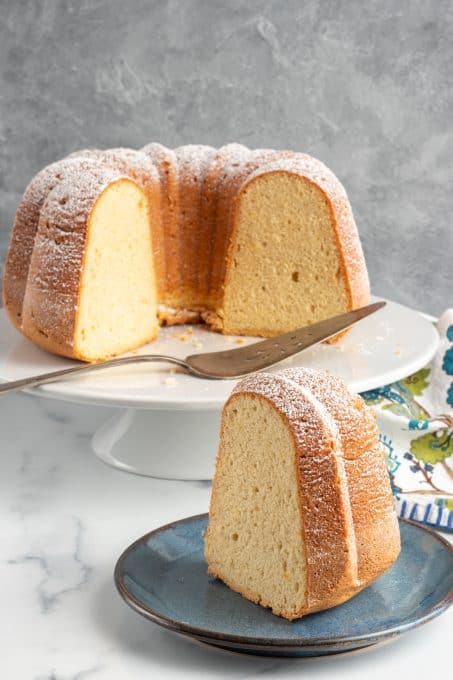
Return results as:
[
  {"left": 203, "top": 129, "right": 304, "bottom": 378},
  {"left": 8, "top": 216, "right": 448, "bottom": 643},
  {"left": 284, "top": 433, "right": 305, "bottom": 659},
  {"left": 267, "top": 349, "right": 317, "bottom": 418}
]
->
[{"left": 0, "top": 355, "right": 190, "bottom": 395}]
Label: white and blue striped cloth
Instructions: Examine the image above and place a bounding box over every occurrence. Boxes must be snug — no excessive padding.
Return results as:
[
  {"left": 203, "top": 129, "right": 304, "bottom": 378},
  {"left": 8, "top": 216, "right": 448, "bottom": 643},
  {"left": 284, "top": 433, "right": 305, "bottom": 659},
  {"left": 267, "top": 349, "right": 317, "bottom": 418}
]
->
[{"left": 396, "top": 499, "right": 452, "bottom": 531}]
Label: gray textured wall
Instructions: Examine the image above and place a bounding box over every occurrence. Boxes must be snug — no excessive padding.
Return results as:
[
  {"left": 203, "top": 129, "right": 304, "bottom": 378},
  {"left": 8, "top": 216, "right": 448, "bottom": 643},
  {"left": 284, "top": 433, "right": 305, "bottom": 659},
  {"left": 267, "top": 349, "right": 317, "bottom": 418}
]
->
[{"left": 1, "top": 0, "right": 451, "bottom": 315}]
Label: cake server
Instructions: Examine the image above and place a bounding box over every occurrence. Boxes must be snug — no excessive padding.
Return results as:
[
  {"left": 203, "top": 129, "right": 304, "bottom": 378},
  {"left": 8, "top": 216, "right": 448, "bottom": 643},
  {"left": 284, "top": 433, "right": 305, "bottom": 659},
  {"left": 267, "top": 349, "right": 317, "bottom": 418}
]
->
[{"left": 0, "top": 301, "right": 385, "bottom": 393}]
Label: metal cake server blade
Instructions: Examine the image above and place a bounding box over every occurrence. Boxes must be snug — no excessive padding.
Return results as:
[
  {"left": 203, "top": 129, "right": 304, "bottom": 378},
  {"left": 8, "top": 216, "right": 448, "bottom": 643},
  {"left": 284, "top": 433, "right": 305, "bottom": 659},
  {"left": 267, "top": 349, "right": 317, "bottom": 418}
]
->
[
  {"left": 186, "top": 300, "right": 385, "bottom": 378},
  {"left": 0, "top": 301, "right": 385, "bottom": 393}
]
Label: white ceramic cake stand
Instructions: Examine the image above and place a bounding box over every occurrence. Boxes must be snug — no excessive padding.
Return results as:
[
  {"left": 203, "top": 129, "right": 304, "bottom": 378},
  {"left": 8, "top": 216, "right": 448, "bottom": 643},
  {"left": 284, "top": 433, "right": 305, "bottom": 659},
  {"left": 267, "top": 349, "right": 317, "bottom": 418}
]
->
[{"left": 0, "top": 298, "right": 439, "bottom": 480}]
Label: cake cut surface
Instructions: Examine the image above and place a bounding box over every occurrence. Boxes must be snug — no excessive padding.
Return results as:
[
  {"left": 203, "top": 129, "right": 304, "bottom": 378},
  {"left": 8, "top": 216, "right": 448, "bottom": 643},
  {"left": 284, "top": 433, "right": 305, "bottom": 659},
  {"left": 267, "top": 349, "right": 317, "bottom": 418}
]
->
[
  {"left": 205, "top": 394, "right": 309, "bottom": 618},
  {"left": 3, "top": 144, "right": 370, "bottom": 362},
  {"left": 74, "top": 179, "right": 158, "bottom": 361},
  {"left": 221, "top": 172, "right": 350, "bottom": 336},
  {"left": 205, "top": 368, "right": 400, "bottom": 620}
]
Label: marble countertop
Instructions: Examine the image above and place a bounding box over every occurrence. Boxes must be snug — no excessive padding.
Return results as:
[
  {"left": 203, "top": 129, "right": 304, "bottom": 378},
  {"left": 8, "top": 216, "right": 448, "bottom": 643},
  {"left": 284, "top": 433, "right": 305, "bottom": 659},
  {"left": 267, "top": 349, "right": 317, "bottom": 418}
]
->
[{"left": 1, "top": 392, "right": 451, "bottom": 680}]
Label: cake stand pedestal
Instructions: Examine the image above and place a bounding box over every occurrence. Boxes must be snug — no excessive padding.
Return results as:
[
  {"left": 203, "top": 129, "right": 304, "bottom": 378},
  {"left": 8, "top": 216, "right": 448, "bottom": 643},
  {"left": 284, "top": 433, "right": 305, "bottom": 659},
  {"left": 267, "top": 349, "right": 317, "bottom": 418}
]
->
[
  {"left": 92, "top": 407, "right": 221, "bottom": 480},
  {"left": 0, "top": 298, "right": 439, "bottom": 480}
]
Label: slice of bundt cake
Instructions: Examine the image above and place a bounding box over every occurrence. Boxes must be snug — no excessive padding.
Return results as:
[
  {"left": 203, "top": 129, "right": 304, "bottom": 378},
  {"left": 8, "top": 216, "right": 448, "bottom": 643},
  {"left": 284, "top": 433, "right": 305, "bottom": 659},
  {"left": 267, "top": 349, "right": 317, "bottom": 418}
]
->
[{"left": 205, "top": 368, "right": 400, "bottom": 620}]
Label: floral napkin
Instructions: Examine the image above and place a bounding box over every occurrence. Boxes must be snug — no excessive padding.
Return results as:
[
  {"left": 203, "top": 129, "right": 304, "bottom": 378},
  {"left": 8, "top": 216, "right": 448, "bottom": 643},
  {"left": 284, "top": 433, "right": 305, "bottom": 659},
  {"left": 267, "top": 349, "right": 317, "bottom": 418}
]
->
[{"left": 361, "top": 310, "right": 453, "bottom": 532}]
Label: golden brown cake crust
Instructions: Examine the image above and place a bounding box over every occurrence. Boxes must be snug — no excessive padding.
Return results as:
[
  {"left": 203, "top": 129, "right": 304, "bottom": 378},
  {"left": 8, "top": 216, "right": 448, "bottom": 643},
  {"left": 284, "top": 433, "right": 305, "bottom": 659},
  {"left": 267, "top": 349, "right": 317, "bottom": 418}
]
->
[
  {"left": 173, "top": 145, "right": 216, "bottom": 304},
  {"left": 278, "top": 368, "right": 401, "bottom": 587},
  {"left": 206, "top": 369, "right": 400, "bottom": 620},
  {"left": 141, "top": 143, "right": 180, "bottom": 304},
  {"left": 2, "top": 157, "right": 106, "bottom": 330},
  {"left": 197, "top": 144, "right": 250, "bottom": 305},
  {"left": 207, "top": 144, "right": 254, "bottom": 300}
]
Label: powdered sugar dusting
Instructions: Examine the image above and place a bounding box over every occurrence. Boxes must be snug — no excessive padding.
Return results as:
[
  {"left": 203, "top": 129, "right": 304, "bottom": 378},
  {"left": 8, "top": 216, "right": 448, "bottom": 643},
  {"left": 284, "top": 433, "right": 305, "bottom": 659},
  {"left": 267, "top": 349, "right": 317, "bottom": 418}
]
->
[
  {"left": 278, "top": 367, "right": 378, "bottom": 459},
  {"left": 21, "top": 161, "right": 129, "bottom": 351},
  {"left": 214, "top": 143, "right": 252, "bottom": 181},
  {"left": 3, "top": 156, "right": 119, "bottom": 324},
  {"left": 175, "top": 145, "right": 216, "bottom": 175},
  {"left": 278, "top": 373, "right": 341, "bottom": 442},
  {"left": 232, "top": 367, "right": 378, "bottom": 462},
  {"left": 141, "top": 142, "right": 179, "bottom": 173},
  {"left": 231, "top": 370, "right": 340, "bottom": 456},
  {"left": 67, "top": 147, "right": 159, "bottom": 187},
  {"left": 12, "top": 156, "right": 111, "bottom": 238}
]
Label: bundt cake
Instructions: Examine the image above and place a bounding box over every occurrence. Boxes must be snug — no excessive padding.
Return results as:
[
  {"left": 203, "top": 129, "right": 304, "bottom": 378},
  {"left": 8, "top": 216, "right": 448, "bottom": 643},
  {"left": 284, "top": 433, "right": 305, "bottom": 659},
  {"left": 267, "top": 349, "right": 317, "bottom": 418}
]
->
[
  {"left": 205, "top": 368, "right": 400, "bottom": 620},
  {"left": 3, "top": 144, "right": 370, "bottom": 361}
]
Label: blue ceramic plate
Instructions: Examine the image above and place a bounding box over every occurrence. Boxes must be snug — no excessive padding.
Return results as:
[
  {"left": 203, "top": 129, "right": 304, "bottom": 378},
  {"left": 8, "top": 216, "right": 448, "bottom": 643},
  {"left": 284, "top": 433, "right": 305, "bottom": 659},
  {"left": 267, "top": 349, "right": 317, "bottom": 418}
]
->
[{"left": 114, "top": 515, "right": 453, "bottom": 657}]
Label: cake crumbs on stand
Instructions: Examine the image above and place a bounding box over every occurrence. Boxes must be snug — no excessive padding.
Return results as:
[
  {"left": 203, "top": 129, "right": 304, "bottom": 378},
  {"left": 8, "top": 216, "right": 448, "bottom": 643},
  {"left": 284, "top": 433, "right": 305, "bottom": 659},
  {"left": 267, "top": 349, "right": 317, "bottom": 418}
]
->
[{"left": 163, "top": 376, "right": 177, "bottom": 386}]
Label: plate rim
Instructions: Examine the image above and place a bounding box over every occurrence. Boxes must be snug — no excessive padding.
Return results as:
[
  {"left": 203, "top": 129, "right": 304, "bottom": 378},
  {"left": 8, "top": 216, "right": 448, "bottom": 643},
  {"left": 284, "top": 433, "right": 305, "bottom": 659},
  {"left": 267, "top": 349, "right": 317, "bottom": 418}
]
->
[
  {"left": 0, "top": 298, "right": 440, "bottom": 409},
  {"left": 114, "top": 513, "right": 453, "bottom": 650}
]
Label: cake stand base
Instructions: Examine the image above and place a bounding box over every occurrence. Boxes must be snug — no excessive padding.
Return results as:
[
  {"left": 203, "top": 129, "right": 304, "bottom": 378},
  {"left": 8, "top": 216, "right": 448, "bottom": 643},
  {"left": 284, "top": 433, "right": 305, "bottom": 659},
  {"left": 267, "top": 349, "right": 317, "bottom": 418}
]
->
[{"left": 92, "top": 407, "right": 221, "bottom": 480}]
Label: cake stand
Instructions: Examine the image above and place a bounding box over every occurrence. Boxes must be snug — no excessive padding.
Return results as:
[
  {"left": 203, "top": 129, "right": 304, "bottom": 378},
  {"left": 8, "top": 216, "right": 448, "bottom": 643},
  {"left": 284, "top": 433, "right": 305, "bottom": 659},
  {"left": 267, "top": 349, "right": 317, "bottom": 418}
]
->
[{"left": 0, "top": 298, "right": 439, "bottom": 480}]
